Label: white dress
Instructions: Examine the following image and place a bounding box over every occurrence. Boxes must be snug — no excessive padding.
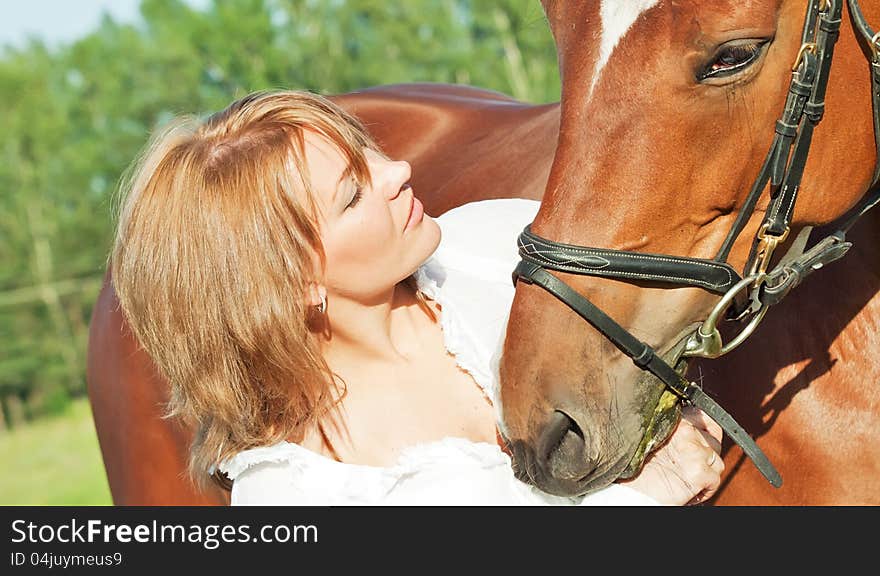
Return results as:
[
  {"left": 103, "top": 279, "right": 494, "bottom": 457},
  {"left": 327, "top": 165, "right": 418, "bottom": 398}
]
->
[{"left": 219, "top": 199, "right": 660, "bottom": 506}]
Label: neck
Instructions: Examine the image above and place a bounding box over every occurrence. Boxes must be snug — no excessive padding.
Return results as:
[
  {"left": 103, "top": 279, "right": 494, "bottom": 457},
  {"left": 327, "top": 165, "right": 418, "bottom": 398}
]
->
[{"left": 319, "top": 281, "right": 432, "bottom": 366}]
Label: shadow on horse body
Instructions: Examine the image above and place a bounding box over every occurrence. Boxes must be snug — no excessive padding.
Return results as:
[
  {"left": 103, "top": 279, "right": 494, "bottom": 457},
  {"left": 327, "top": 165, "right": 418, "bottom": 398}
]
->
[
  {"left": 87, "top": 0, "right": 879, "bottom": 506},
  {"left": 703, "top": 208, "right": 880, "bottom": 504}
]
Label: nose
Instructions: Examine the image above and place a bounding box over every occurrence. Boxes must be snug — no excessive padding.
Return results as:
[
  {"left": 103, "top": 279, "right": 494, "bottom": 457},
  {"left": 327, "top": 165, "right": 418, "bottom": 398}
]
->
[
  {"left": 366, "top": 150, "right": 411, "bottom": 200},
  {"left": 385, "top": 160, "right": 412, "bottom": 200},
  {"left": 535, "top": 410, "right": 598, "bottom": 482}
]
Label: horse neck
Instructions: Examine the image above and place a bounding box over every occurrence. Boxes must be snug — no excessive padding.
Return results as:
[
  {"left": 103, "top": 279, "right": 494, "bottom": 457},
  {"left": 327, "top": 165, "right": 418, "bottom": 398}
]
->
[
  {"left": 707, "top": 209, "right": 880, "bottom": 396},
  {"left": 804, "top": 209, "right": 880, "bottom": 374}
]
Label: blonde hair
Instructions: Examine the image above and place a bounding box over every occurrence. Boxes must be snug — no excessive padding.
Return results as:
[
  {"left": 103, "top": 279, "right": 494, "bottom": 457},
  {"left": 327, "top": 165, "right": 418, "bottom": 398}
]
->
[{"left": 111, "top": 89, "right": 420, "bottom": 492}]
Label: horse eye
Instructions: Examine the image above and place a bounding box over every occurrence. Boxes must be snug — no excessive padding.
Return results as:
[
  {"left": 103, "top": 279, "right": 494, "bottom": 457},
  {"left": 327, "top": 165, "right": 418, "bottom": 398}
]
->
[{"left": 699, "top": 40, "right": 768, "bottom": 81}]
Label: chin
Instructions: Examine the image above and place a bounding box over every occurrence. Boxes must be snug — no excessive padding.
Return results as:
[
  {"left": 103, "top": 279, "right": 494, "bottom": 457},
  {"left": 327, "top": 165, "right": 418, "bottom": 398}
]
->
[
  {"left": 425, "top": 216, "right": 441, "bottom": 247},
  {"left": 400, "top": 217, "right": 442, "bottom": 279},
  {"left": 415, "top": 216, "right": 442, "bottom": 258}
]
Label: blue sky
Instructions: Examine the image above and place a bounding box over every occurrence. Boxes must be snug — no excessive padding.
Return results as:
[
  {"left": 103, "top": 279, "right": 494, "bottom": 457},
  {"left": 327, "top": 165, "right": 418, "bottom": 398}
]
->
[{"left": 0, "top": 0, "right": 209, "bottom": 50}]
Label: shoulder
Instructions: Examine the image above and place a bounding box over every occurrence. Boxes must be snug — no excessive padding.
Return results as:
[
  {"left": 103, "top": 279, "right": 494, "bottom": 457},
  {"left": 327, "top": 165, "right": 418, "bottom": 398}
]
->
[
  {"left": 218, "top": 441, "right": 413, "bottom": 506},
  {"left": 413, "top": 199, "right": 540, "bottom": 403},
  {"left": 421, "top": 198, "right": 539, "bottom": 290},
  {"left": 219, "top": 442, "right": 302, "bottom": 480},
  {"left": 218, "top": 442, "right": 329, "bottom": 506},
  {"left": 434, "top": 197, "right": 541, "bottom": 227}
]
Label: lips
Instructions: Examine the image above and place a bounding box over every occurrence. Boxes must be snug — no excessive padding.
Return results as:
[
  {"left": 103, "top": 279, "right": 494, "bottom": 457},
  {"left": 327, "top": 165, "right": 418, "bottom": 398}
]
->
[{"left": 404, "top": 189, "right": 424, "bottom": 231}]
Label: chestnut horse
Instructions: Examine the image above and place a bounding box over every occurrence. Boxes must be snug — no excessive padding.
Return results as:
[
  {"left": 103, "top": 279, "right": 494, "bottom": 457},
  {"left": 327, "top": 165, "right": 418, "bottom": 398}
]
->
[
  {"left": 86, "top": 0, "right": 878, "bottom": 505},
  {"left": 498, "top": 0, "right": 880, "bottom": 505}
]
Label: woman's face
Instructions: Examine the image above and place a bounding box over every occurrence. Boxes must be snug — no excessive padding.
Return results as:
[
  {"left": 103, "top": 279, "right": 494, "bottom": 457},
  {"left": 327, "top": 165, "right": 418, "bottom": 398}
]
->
[{"left": 304, "top": 131, "right": 441, "bottom": 301}]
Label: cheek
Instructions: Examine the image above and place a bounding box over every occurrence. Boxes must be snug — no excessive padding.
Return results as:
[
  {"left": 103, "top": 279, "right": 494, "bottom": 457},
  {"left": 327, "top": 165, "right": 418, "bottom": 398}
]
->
[
  {"left": 349, "top": 210, "right": 398, "bottom": 257},
  {"left": 323, "top": 211, "right": 399, "bottom": 284}
]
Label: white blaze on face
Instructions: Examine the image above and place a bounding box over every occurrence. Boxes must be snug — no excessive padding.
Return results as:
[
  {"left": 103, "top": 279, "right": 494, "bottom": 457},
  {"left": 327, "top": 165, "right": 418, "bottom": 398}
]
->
[{"left": 591, "top": 0, "right": 661, "bottom": 98}]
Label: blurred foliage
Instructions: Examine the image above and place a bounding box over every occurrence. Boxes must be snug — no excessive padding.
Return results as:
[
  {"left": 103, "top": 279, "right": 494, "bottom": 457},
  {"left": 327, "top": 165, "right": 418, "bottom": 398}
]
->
[{"left": 0, "top": 0, "right": 559, "bottom": 426}]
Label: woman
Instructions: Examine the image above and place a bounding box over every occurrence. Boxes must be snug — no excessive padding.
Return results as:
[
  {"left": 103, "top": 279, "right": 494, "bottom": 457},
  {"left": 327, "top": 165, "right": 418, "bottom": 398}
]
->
[{"left": 111, "top": 89, "right": 723, "bottom": 506}]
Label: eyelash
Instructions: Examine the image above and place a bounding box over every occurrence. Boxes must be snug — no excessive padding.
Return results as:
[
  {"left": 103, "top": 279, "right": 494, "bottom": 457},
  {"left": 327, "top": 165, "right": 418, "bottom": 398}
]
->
[
  {"left": 346, "top": 188, "right": 363, "bottom": 209},
  {"left": 700, "top": 41, "right": 767, "bottom": 81}
]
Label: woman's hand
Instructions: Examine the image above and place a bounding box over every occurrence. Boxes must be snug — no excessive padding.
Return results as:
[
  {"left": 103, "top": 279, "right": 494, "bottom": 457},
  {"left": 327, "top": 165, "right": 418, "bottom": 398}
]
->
[{"left": 619, "top": 406, "right": 724, "bottom": 505}]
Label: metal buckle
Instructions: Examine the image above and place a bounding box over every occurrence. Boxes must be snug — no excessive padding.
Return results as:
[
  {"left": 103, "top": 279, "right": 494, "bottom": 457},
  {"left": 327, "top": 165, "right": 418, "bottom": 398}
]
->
[
  {"left": 871, "top": 31, "right": 880, "bottom": 63},
  {"left": 750, "top": 223, "right": 790, "bottom": 279},
  {"left": 682, "top": 274, "right": 770, "bottom": 359},
  {"left": 792, "top": 42, "right": 818, "bottom": 72},
  {"left": 684, "top": 222, "right": 790, "bottom": 359}
]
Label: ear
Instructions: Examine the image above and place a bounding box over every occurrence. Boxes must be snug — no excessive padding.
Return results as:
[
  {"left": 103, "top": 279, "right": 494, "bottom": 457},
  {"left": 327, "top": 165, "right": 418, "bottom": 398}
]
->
[{"left": 306, "top": 282, "right": 326, "bottom": 308}]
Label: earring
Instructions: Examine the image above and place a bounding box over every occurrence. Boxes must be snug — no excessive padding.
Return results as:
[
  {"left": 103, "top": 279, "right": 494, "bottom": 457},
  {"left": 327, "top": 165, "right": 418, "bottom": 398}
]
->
[{"left": 316, "top": 294, "right": 327, "bottom": 314}]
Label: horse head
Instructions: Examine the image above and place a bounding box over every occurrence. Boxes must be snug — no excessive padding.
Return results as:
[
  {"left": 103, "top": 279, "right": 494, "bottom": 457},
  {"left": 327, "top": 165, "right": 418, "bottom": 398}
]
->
[{"left": 499, "top": 0, "right": 879, "bottom": 496}]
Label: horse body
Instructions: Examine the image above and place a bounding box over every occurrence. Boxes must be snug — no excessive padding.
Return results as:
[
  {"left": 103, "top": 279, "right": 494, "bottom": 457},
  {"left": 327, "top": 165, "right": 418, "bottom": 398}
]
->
[{"left": 332, "top": 84, "right": 557, "bottom": 214}]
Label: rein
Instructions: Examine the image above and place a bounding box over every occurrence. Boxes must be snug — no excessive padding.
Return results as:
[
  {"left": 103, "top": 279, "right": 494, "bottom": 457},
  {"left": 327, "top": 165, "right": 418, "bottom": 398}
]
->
[{"left": 513, "top": 0, "right": 880, "bottom": 488}]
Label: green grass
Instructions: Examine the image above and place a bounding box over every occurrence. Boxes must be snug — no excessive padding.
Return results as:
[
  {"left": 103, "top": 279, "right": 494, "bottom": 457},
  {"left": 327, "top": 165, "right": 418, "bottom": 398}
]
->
[{"left": 0, "top": 397, "right": 113, "bottom": 505}]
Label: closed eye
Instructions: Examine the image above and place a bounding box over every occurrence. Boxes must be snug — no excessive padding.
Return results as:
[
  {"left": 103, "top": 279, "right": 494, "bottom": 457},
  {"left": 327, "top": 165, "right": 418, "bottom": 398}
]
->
[
  {"left": 346, "top": 187, "right": 363, "bottom": 209},
  {"left": 698, "top": 39, "right": 770, "bottom": 82}
]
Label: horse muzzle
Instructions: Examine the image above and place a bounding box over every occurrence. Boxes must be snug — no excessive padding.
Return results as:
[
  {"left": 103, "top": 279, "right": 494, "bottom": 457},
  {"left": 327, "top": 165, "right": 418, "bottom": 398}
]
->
[{"left": 505, "top": 332, "right": 693, "bottom": 497}]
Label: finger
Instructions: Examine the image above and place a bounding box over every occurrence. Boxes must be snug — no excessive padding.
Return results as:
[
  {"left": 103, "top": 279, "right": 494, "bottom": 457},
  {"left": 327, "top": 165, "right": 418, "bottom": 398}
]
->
[
  {"left": 689, "top": 485, "right": 718, "bottom": 506},
  {"left": 667, "top": 416, "right": 701, "bottom": 449},
  {"left": 706, "top": 447, "right": 725, "bottom": 472},
  {"left": 692, "top": 466, "right": 723, "bottom": 504},
  {"left": 686, "top": 449, "right": 724, "bottom": 505},
  {"left": 686, "top": 428, "right": 724, "bottom": 473},
  {"left": 675, "top": 416, "right": 720, "bottom": 453},
  {"left": 674, "top": 428, "right": 724, "bottom": 502},
  {"left": 681, "top": 406, "right": 714, "bottom": 432},
  {"left": 668, "top": 418, "right": 722, "bottom": 470},
  {"left": 681, "top": 406, "right": 723, "bottom": 445},
  {"left": 697, "top": 427, "right": 722, "bottom": 455}
]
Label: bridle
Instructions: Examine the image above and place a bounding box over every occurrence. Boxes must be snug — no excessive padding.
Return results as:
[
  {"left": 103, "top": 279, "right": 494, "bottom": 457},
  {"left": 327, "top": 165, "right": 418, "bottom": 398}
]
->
[{"left": 512, "top": 0, "right": 880, "bottom": 488}]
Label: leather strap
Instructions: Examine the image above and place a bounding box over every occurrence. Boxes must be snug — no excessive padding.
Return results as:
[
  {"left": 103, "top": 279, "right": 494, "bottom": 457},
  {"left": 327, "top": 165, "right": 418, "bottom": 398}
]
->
[
  {"left": 850, "top": 0, "right": 877, "bottom": 38},
  {"left": 513, "top": 260, "right": 783, "bottom": 488},
  {"left": 761, "top": 230, "right": 852, "bottom": 306},
  {"left": 762, "top": 1, "right": 842, "bottom": 237},
  {"left": 519, "top": 225, "right": 742, "bottom": 295},
  {"left": 848, "top": 0, "right": 880, "bottom": 186}
]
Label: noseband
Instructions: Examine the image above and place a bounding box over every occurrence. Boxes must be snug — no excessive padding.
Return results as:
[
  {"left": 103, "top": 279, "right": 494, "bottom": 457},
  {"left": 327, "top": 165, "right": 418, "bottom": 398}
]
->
[{"left": 513, "top": 0, "right": 880, "bottom": 488}]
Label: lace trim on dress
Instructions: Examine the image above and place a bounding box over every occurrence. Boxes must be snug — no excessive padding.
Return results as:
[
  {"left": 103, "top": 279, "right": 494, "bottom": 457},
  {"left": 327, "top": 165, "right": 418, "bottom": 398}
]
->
[
  {"left": 413, "top": 258, "right": 495, "bottom": 405},
  {"left": 218, "top": 436, "right": 509, "bottom": 481}
]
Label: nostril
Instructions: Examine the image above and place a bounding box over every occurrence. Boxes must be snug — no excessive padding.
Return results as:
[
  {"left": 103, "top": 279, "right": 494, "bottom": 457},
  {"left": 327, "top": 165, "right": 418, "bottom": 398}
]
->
[{"left": 537, "top": 411, "right": 596, "bottom": 481}]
